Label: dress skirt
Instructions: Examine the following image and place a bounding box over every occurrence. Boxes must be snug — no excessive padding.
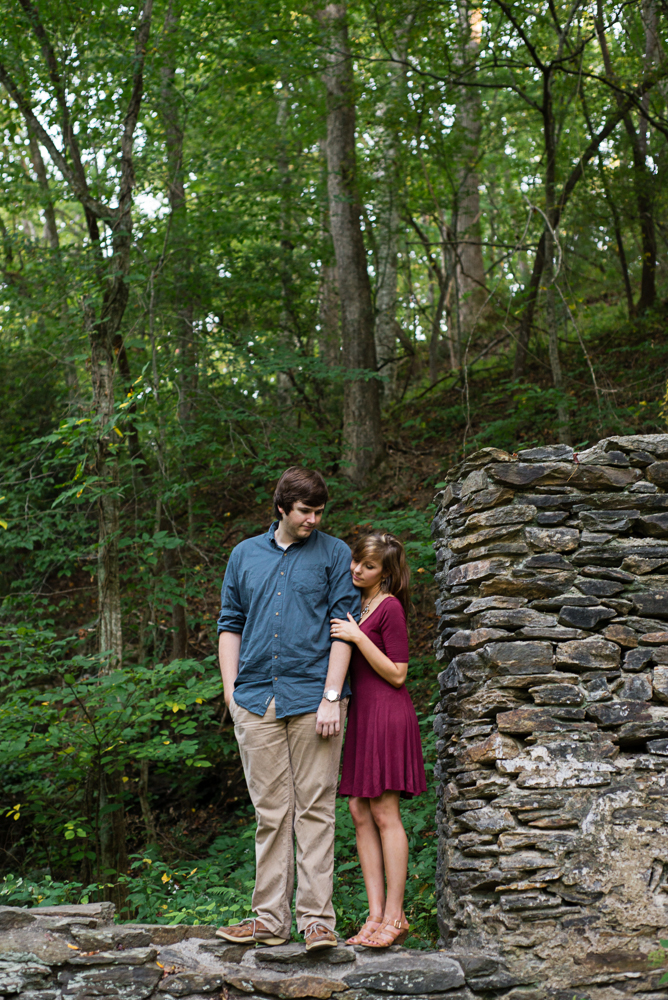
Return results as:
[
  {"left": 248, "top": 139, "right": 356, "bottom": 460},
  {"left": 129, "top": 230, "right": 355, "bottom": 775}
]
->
[{"left": 339, "top": 595, "right": 427, "bottom": 800}]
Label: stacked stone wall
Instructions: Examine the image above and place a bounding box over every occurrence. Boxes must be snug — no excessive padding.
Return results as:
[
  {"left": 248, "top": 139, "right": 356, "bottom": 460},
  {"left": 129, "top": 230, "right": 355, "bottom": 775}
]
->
[{"left": 432, "top": 435, "right": 668, "bottom": 998}]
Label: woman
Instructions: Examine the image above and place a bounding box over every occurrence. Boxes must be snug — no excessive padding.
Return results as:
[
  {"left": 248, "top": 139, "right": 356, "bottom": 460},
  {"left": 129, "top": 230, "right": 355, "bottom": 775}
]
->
[{"left": 330, "top": 531, "right": 427, "bottom": 948}]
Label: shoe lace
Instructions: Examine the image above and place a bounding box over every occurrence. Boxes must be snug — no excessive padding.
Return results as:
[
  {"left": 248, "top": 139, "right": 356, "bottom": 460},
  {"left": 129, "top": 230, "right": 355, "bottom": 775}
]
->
[{"left": 306, "top": 921, "right": 333, "bottom": 937}]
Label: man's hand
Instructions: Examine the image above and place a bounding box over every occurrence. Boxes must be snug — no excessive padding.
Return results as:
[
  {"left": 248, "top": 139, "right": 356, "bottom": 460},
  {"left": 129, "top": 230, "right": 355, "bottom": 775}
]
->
[{"left": 316, "top": 698, "right": 341, "bottom": 738}]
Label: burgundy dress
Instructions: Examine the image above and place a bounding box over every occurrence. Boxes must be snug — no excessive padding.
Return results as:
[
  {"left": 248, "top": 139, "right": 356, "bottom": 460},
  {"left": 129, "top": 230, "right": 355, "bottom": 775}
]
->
[{"left": 339, "top": 595, "right": 427, "bottom": 800}]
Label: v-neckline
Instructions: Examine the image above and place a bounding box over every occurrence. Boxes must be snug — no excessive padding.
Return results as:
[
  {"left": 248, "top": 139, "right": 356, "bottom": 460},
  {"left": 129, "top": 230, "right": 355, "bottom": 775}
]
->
[{"left": 360, "top": 594, "right": 392, "bottom": 627}]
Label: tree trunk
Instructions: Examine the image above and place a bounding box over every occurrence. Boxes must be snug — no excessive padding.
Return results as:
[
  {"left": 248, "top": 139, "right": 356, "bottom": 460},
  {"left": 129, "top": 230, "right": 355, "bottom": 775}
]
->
[
  {"left": 595, "top": 0, "right": 657, "bottom": 313},
  {"left": 5, "top": 0, "right": 154, "bottom": 910},
  {"left": 511, "top": 58, "right": 659, "bottom": 378},
  {"left": 454, "top": 3, "right": 487, "bottom": 337},
  {"left": 509, "top": 3, "right": 666, "bottom": 377},
  {"left": 318, "top": 2, "right": 383, "bottom": 483},
  {"left": 159, "top": 0, "right": 191, "bottom": 653},
  {"left": 374, "top": 181, "right": 399, "bottom": 399},
  {"left": 544, "top": 231, "right": 571, "bottom": 444},
  {"left": 98, "top": 769, "right": 129, "bottom": 912},
  {"left": 161, "top": 0, "right": 197, "bottom": 540},
  {"left": 596, "top": 152, "right": 635, "bottom": 318},
  {"left": 317, "top": 140, "right": 342, "bottom": 368},
  {"left": 318, "top": 261, "right": 341, "bottom": 367},
  {"left": 138, "top": 760, "right": 158, "bottom": 844},
  {"left": 429, "top": 271, "right": 451, "bottom": 385},
  {"left": 88, "top": 308, "right": 124, "bottom": 667},
  {"left": 27, "top": 131, "right": 58, "bottom": 249},
  {"left": 27, "top": 130, "right": 81, "bottom": 405},
  {"left": 373, "top": 22, "right": 411, "bottom": 400},
  {"left": 542, "top": 65, "right": 571, "bottom": 443}
]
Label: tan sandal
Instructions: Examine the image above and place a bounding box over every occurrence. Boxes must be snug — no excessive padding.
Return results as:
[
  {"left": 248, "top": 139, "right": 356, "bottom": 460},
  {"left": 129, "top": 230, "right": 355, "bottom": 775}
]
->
[
  {"left": 346, "top": 916, "right": 383, "bottom": 945},
  {"left": 361, "top": 915, "right": 410, "bottom": 948}
]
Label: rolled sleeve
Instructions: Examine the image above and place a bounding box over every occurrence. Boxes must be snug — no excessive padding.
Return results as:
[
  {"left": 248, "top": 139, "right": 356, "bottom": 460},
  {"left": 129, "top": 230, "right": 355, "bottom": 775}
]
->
[
  {"left": 217, "top": 550, "right": 246, "bottom": 634},
  {"left": 327, "top": 540, "right": 360, "bottom": 634}
]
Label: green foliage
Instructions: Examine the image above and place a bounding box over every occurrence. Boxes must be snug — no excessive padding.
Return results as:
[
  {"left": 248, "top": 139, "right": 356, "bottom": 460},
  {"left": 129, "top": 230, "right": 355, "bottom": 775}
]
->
[
  {"left": 0, "top": 630, "right": 230, "bottom": 879},
  {"left": 0, "top": 689, "right": 439, "bottom": 945},
  {"left": 1, "top": 0, "right": 667, "bottom": 948}
]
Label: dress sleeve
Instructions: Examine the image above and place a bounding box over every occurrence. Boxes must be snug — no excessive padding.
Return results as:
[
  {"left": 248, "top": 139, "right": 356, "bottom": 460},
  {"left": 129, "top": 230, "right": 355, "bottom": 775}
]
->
[{"left": 379, "top": 599, "right": 409, "bottom": 662}]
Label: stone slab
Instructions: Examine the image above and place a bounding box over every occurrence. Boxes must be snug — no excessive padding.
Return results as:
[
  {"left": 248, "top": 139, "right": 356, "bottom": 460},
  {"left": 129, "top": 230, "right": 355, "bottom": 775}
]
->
[
  {"left": 159, "top": 972, "right": 224, "bottom": 995},
  {"left": 0, "top": 962, "right": 51, "bottom": 995},
  {"left": 471, "top": 609, "right": 557, "bottom": 630},
  {"left": 479, "top": 571, "right": 577, "bottom": 599},
  {"left": 488, "top": 462, "right": 640, "bottom": 490},
  {"left": 0, "top": 908, "right": 37, "bottom": 931},
  {"left": 71, "top": 928, "right": 152, "bottom": 951},
  {"left": 69, "top": 948, "right": 157, "bottom": 967},
  {"left": 224, "top": 968, "right": 347, "bottom": 998},
  {"left": 557, "top": 605, "right": 616, "bottom": 629},
  {"left": 35, "top": 903, "right": 115, "bottom": 923},
  {"left": 59, "top": 964, "right": 161, "bottom": 1000},
  {"left": 554, "top": 638, "right": 620, "bottom": 671},
  {"left": 343, "top": 955, "right": 465, "bottom": 995},
  {"left": 254, "top": 945, "right": 356, "bottom": 966},
  {"left": 482, "top": 641, "right": 553, "bottom": 674},
  {"left": 0, "top": 927, "right": 78, "bottom": 965}
]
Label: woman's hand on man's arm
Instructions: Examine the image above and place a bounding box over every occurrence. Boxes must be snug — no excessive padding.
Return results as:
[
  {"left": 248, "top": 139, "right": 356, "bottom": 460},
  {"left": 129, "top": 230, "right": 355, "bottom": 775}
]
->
[
  {"left": 330, "top": 614, "right": 407, "bottom": 687},
  {"left": 330, "top": 612, "right": 363, "bottom": 644}
]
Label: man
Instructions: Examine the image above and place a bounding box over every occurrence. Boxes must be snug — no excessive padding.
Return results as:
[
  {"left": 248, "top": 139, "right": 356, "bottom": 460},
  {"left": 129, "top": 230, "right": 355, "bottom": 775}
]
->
[{"left": 216, "top": 467, "right": 358, "bottom": 951}]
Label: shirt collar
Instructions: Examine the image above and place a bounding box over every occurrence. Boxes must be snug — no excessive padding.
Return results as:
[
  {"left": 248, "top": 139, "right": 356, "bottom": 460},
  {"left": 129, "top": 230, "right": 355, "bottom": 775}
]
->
[{"left": 267, "top": 520, "right": 315, "bottom": 551}]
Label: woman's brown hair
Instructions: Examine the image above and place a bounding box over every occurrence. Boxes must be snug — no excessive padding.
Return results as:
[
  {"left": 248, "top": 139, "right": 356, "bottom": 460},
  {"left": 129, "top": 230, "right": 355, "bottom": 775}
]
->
[{"left": 350, "top": 531, "right": 411, "bottom": 615}]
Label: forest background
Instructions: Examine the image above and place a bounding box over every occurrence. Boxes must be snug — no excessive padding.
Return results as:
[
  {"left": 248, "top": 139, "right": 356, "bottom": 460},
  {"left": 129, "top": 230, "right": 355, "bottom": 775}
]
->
[{"left": 0, "top": 0, "right": 667, "bottom": 945}]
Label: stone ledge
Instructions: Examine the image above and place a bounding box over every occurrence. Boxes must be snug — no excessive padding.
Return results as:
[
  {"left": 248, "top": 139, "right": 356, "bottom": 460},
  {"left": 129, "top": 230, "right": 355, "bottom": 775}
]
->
[{"left": 0, "top": 906, "right": 510, "bottom": 1000}]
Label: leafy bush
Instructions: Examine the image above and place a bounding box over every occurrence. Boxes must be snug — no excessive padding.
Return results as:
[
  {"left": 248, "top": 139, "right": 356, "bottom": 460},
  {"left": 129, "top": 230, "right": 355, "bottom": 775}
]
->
[{"left": 0, "top": 679, "right": 439, "bottom": 945}]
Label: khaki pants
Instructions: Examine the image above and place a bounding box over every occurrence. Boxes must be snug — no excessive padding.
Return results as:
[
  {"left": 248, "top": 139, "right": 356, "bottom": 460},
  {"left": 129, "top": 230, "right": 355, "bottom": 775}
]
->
[{"left": 229, "top": 694, "right": 347, "bottom": 939}]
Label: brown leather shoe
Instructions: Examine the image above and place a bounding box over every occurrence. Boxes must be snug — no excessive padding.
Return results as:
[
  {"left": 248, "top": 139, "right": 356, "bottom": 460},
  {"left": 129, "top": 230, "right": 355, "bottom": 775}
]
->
[
  {"left": 215, "top": 918, "right": 286, "bottom": 945},
  {"left": 304, "top": 921, "right": 337, "bottom": 951}
]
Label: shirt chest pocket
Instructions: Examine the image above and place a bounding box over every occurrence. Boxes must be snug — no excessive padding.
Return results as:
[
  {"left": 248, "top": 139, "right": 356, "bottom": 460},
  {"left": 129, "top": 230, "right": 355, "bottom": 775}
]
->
[{"left": 291, "top": 566, "right": 327, "bottom": 596}]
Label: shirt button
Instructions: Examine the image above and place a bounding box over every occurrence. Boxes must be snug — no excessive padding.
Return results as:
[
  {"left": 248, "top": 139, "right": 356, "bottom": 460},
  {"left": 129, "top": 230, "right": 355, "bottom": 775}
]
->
[
  {"left": 276, "top": 612, "right": 279, "bottom": 615},
  {"left": 274, "top": 676, "right": 278, "bottom": 680},
  {"left": 281, "top": 572, "right": 284, "bottom": 575},
  {"left": 278, "top": 592, "right": 281, "bottom": 595},
  {"left": 275, "top": 633, "right": 278, "bottom": 637}
]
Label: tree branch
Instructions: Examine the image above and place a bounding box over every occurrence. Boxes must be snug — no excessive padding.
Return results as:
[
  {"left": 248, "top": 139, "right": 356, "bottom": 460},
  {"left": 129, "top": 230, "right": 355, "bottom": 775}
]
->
[
  {"left": 117, "top": 0, "right": 154, "bottom": 230},
  {"left": 491, "top": 0, "right": 545, "bottom": 71},
  {"left": 0, "top": 62, "right": 111, "bottom": 220},
  {"left": 16, "top": 0, "right": 90, "bottom": 195}
]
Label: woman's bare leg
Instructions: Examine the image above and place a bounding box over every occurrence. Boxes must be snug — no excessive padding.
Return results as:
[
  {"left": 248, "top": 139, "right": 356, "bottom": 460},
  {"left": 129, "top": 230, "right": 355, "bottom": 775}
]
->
[
  {"left": 369, "top": 791, "right": 408, "bottom": 923},
  {"left": 348, "top": 796, "right": 385, "bottom": 920}
]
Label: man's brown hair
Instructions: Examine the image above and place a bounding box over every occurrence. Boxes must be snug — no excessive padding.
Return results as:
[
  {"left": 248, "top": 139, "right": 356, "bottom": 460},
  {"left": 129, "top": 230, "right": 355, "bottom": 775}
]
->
[{"left": 273, "top": 467, "right": 329, "bottom": 519}]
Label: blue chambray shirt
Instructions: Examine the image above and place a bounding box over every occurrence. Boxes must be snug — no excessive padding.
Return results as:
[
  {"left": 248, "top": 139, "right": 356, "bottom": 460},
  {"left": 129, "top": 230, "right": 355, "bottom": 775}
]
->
[{"left": 217, "top": 522, "right": 359, "bottom": 718}]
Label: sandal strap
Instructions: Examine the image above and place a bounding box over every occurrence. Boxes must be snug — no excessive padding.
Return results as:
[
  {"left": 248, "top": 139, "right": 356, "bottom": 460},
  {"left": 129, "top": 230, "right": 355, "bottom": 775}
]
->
[
  {"left": 348, "top": 918, "right": 381, "bottom": 942},
  {"left": 364, "top": 917, "right": 409, "bottom": 946}
]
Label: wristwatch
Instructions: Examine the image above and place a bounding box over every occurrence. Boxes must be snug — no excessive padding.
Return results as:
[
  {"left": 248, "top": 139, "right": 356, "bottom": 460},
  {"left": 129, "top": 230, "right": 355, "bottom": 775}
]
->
[{"left": 323, "top": 689, "right": 341, "bottom": 703}]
